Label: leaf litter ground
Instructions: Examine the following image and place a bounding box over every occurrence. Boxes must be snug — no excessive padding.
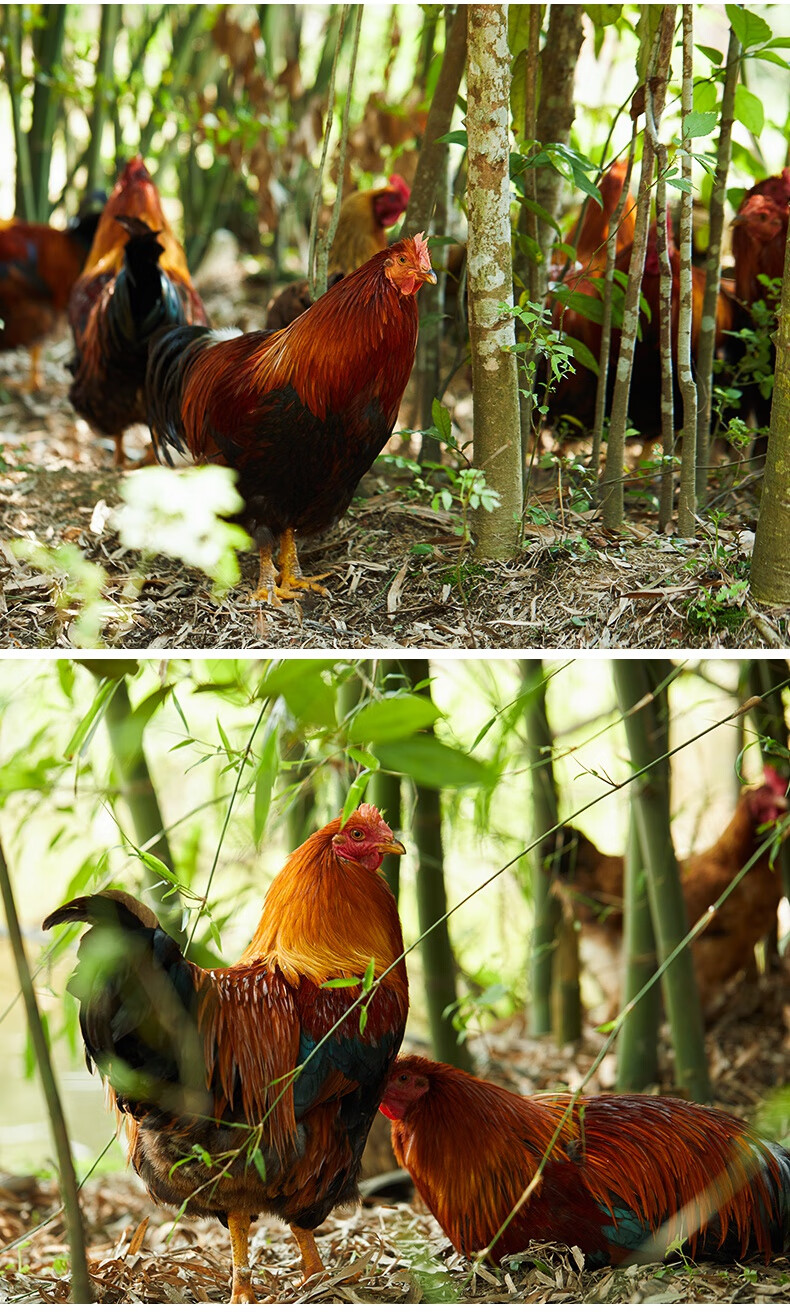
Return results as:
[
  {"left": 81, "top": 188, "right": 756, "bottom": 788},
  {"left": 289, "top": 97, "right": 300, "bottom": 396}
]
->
[
  {"left": 0, "top": 322, "right": 785, "bottom": 651},
  {"left": 1, "top": 969, "right": 789, "bottom": 1303}
]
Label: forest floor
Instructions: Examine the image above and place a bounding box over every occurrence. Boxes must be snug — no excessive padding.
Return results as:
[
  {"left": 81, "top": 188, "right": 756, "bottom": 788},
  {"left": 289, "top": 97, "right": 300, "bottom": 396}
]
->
[
  {"left": 0, "top": 318, "right": 784, "bottom": 652},
  {"left": 2, "top": 971, "right": 789, "bottom": 1304}
]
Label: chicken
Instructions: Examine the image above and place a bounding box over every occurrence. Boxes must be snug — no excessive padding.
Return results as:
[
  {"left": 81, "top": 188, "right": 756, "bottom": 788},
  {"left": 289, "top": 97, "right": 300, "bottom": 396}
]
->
[
  {"left": 145, "top": 233, "right": 436, "bottom": 603},
  {"left": 265, "top": 175, "right": 411, "bottom": 331},
  {"left": 554, "top": 768, "right": 788, "bottom": 1011},
  {"left": 549, "top": 210, "right": 735, "bottom": 436},
  {"left": 552, "top": 159, "right": 636, "bottom": 282},
  {"left": 730, "top": 170, "right": 790, "bottom": 428},
  {"left": 0, "top": 201, "right": 103, "bottom": 390},
  {"left": 381, "top": 1055, "right": 790, "bottom": 1265},
  {"left": 43, "top": 804, "right": 408, "bottom": 1303},
  {"left": 68, "top": 155, "right": 208, "bottom": 466}
]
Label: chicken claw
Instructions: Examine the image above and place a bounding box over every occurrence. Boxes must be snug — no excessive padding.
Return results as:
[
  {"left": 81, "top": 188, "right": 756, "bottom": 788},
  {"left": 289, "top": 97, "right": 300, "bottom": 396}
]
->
[{"left": 276, "top": 529, "right": 329, "bottom": 598}]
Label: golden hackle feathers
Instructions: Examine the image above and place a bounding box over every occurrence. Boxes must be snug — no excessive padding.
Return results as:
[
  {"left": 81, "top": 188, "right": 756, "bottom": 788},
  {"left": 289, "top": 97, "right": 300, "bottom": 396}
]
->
[{"left": 240, "top": 809, "right": 408, "bottom": 1001}]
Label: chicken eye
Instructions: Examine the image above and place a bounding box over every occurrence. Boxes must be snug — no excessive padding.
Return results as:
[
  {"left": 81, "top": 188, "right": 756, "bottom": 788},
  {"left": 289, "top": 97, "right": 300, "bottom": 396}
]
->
[
  {"left": 398, "top": 1072, "right": 410, "bottom": 1082},
  {"left": 398, "top": 255, "right": 406, "bottom": 264},
  {"left": 349, "top": 828, "right": 364, "bottom": 840}
]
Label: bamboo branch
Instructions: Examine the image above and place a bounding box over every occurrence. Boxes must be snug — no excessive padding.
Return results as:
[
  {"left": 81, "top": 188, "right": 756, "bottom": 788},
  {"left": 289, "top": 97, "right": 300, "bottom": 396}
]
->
[{"left": 0, "top": 840, "right": 93, "bottom": 1303}]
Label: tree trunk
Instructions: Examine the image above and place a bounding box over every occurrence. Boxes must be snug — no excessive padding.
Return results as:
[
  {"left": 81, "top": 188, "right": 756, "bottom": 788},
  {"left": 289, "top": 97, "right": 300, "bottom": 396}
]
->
[
  {"left": 616, "top": 814, "right": 660, "bottom": 1090},
  {"left": 613, "top": 659, "right": 711, "bottom": 1101},
  {"left": 0, "top": 841, "right": 93, "bottom": 1302},
  {"left": 521, "top": 658, "right": 562, "bottom": 1038},
  {"left": 403, "top": 6, "right": 467, "bottom": 238},
  {"left": 467, "top": 4, "right": 522, "bottom": 559},
  {"left": 676, "top": 7, "right": 699, "bottom": 538},
  {"left": 409, "top": 658, "right": 473, "bottom": 1070},
  {"left": 695, "top": 24, "right": 740, "bottom": 501},
  {"left": 750, "top": 217, "right": 790, "bottom": 604}
]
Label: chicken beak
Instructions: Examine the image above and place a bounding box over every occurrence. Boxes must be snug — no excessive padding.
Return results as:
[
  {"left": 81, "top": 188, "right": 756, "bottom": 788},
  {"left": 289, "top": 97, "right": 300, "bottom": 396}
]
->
[
  {"left": 379, "top": 838, "right": 407, "bottom": 856},
  {"left": 422, "top": 269, "right": 438, "bottom": 285}
]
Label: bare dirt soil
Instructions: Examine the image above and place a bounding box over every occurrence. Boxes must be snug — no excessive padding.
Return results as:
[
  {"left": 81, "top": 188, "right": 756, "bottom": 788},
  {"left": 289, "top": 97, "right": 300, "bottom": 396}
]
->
[
  {"left": 0, "top": 335, "right": 785, "bottom": 652},
  {"left": 2, "top": 969, "right": 789, "bottom": 1304}
]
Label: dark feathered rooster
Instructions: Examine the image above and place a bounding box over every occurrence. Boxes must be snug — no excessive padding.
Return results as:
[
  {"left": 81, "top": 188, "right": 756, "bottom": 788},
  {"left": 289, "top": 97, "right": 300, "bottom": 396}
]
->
[
  {"left": 265, "top": 175, "right": 411, "bottom": 331},
  {"left": 0, "top": 202, "right": 103, "bottom": 389},
  {"left": 382, "top": 1056, "right": 790, "bottom": 1266},
  {"left": 146, "top": 233, "right": 436, "bottom": 602},
  {"left": 43, "top": 804, "right": 408, "bottom": 1302},
  {"left": 68, "top": 156, "right": 208, "bottom": 466}
]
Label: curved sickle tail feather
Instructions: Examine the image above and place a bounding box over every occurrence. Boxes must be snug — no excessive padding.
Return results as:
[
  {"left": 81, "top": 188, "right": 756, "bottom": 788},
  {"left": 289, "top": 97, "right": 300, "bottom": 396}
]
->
[
  {"left": 145, "top": 322, "right": 218, "bottom": 465},
  {"left": 43, "top": 890, "right": 210, "bottom": 1120},
  {"left": 102, "top": 216, "right": 197, "bottom": 366}
]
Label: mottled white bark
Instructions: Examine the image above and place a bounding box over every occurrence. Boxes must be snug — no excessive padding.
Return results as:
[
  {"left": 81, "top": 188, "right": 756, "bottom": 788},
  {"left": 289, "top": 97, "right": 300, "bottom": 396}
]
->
[
  {"left": 467, "top": 3, "right": 522, "bottom": 560},
  {"left": 676, "top": 6, "right": 698, "bottom": 538}
]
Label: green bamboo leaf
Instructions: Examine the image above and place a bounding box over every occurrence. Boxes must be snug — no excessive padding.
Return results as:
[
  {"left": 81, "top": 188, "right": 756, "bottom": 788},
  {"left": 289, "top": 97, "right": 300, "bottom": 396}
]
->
[
  {"left": 64, "top": 677, "right": 124, "bottom": 760},
  {"left": 341, "top": 770, "right": 372, "bottom": 823},
  {"left": 362, "top": 958, "right": 375, "bottom": 993},
  {"left": 127, "top": 843, "right": 177, "bottom": 888},
  {"left": 348, "top": 695, "right": 440, "bottom": 745},
  {"left": 359, "top": 1003, "right": 369, "bottom": 1035},
  {"left": 252, "top": 1148, "right": 267, "bottom": 1183},
  {"left": 253, "top": 730, "right": 279, "bottom": 845},
  {"left": 322, "top": 976, "right": 362, "bottom": 989},
  {"left": 375, "top": 737, "right": 493, "bottom": 788},
  {"left": 347, "top": 746, "right": 381, "bottom": 771}
]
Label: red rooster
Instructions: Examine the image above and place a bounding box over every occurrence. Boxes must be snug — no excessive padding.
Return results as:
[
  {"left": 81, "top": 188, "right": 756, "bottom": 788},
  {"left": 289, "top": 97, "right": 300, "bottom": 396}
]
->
[
  {"left": 0, "top": 203, "right": 102, "bottom": 389},
  {"left": 265, "top": 175, "right": 411, "bottom": 330},
  {"left": 145, "top": 233, "right": 436, "bottom": 602},
  {"left": 730, "top": 171, "right": 790, "bottom": 428},
  {"left": 382, "top": 1055, "right": 790, "bottom": 1266},
  {"left": 43, "top": 804, "right": 408, "bottom": 1302},
  {"left": 68, "top": 156, "right": 208, "bottom": 466}
]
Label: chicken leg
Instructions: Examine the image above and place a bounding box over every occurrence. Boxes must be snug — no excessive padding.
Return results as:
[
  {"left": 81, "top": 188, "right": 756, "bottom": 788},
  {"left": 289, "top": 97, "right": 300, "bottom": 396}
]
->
[
  {"left": 276, "top": 529, "right": 330, "bottom": 598},
  {"left": 228, "top": 1211, "right": 256, "bottom": 1303},
  {"left": 291, "top": 1225, "right": 325, "bottom": 1283},
  {"left": 27, "top": 344, "right": 42, "bottom": 392}
]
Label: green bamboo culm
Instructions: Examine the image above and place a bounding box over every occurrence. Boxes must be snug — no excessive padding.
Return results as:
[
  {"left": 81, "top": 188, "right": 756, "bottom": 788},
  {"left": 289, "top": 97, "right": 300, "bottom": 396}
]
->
[
  {"left": 0, "top": 841, "right": 93, "bottom": 1303},
  {"left": 29, "top": 4, "right": 67, "bottom": 220},
  {"left": 368, "top": 660, "right": 405, "bottom": 903},
  {"left": 551, "top": 913, "right": 582, "bottom": 1045},
  {"left": 409, "top": 658, "right": 474, "bottom": 1071},
  {"left": 85, "top": 3, "right": 121, "bottom": 194},
  {"left": 2, "top": 5, "right": 37, "bottom": 219},
  {"left": 616, "top": 814, "right": 660, "bottom": 1090},
  {"left": 743, "top": 659, "right": 790, "bottom": 908},
  {"left": 612, "top": 659, "right": 711, "bottom": 1102},
  {"left": 521, "top": 658, "right": 562, "bottom": 1037}
]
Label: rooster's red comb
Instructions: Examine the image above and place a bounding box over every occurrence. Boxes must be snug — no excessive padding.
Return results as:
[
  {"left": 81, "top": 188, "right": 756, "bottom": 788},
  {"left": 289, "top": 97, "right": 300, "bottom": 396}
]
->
[
  {"left": 412, "top": 232, "right": 432, "bottom": 272},
  {"left": 763, "top": 764, "right": 788, "bottom": 797}
]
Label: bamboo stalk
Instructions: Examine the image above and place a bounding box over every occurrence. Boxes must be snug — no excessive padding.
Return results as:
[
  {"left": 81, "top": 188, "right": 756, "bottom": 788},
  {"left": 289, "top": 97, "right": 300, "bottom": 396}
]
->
[
  {"left": 616, "top": 813, "right": 660, "bottom": 1089},
  {"left": 410, "top": 658, "right": 473, "bottom": 1070},
  {"left": 521, "top": 658, "right": 562, "bottom": 1037},
  {"left": 3, "top": 6, "right": 37, "bottom": 218},
  {"left": 369, "top": 659, "right": 404, "bottom": 902},
  {"left": 138, "top": 5, "right": 208, "bottom": 158},
  {"left": 0, "top": 841, "right": 93, "bottom": 1303},
  {"left": 85, "top": 4, "right": 121, "bottom": 193},
  {"left": 676, "top": 7, "right": 698, "bottom": 537},
  {"left": 695, "top": 24, "right": 740, "bottom": 501},
  {"left": 613, "top": 659, "right": 710, "bottom": 1101},
  {"left": 29, "top": 4, "right": 67, "bottom": 219},
  {"left": 551, "top": 913, "right": 582, "bottom": 1045},
  {"left": 744, "top": 659, "right": 790, "bottom": 906}
]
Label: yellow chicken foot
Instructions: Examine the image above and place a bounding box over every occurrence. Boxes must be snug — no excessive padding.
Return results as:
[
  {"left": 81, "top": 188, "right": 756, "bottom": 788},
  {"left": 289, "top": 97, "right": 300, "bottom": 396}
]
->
[
  {"left": 276, "top": 529, "right": 330, "bottom": 598},
  {"left": 228, "top": 1212, "right": 256, "bottom": 1303},
  {"left": 291, "top": 1225, "right": 325, "bottom": 1283},
  {"left": 254, "top": 546, "right": 283, "bottom": 606},
  {"left": 113, "top": 434, "right": 127, "bottom": 469},
  {"left": 27, "top": 345, "right": 42, "bottom": 392}
]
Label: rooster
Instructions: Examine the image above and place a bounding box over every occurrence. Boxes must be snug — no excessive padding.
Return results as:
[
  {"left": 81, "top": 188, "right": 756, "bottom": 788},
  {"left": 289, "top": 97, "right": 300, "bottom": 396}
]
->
[
  {"left": 265, "top": 175, "right": 411, "bottom": 331},
  {"left": 554, "top": 767, "right": 788, "bottom": 1012},
  {"left": 0, "top": 201, "right": 103, "bottom": 390},
  {"left": 43, "top": 804, "right": 408, "bottom": 1302},
  {"left": 381, "top": 1055, "right": 790, "bottom": 1266},
  {"left": 68, "top": 156, "right": 208, "bottom": 467},
  {"left": 549, "top": 211, "right": 734, "bottom": 436},
  {"left": 730, "top": 171, "right": 790, "bottom": 429},
  {"left": 145, "top": 233, "right": 436, "bottom": 603}
]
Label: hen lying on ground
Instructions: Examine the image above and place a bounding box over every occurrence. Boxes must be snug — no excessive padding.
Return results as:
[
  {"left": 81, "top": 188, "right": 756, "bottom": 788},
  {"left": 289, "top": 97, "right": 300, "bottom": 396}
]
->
[
  {"left": 43, "top": 804, "right": 408, "bottom": 1303},
  {"left": 146, "top": 233, "right": 435, "bottom": 604},
  {"left": 68, "top": 155, "right": 208, "bottom": 466},
  {"left": 382, "top": 1055, "right": 790, "bottom": 1266}
]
